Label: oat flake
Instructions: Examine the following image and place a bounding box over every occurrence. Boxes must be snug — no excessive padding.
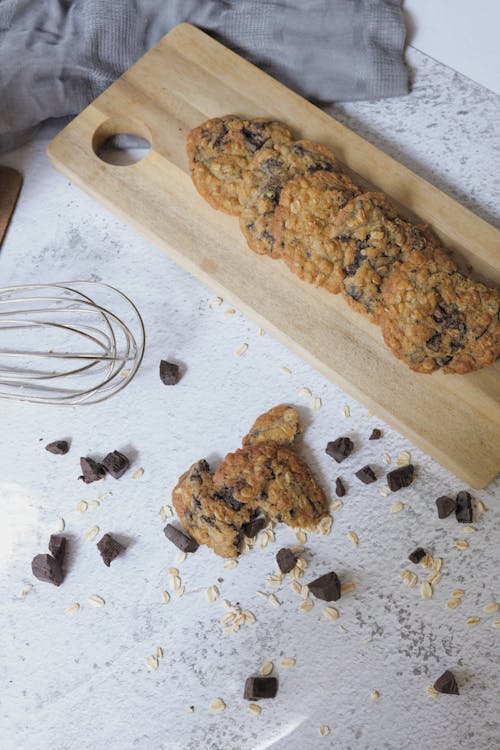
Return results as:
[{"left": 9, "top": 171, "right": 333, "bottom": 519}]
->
[
  {"left": 248, "top": 703, "right": 262, "bottom": 715},
  {"left": 223, "top": 559, "right": 238, "bottom": 569},
  {"left": 280, "top": 658, "right": 296, "bottom": 668},
  {"left": 146, "top": 656, "right": 159, "bottom": 670},
  {"left": 323, "top": 607, "right": 339, "bottom": 621},
  {"left": 331, "top": 500, "right": 344, "bottom": 512},
  {"left": 348, "top": 530, "right": 359, "bottom": 547},
  {"left": 83, "top": 525, "right": 99, "bottom": 540},
  {"left": 88, "top": 595, "right": 105, "bottom": 607},
  {"left": 66, "top": 602, "right": 80, "bottom": 614},
  {"left": 162, "top": 591, "right": 171, "bottom": 604},
  {"left": 421, "top": 581, "right": 433, "bottom": 599},
  {"left": 20, "top": 584, "right": 33, "bottom": 597},
  {"left": 319, "top": 726, "right": 330, "bottom": 737},
  {"left": 210, "top": 698, "right": 226, "bottom": 713},
  {"left": 259, "top": 662, "right": 274, "bottom": 676},
  {"left": 466, "top": 617, "right": 481, "bottom": 626},
  {"left": 295, "top": 530, "right": 307, "bottom": 544},
  {"left": 279, "top": 366, "right": 292, "bottom": 375},
  {"left": 446, "top": 598, "right": 461, "bottom": 609},
  {"left": 483, "top": 602, "right": 499, "bottom": 614},
  {"left": 76, "top": 501, "right": 88, "bottom": 513},
  {"left": 390, "top": 501, "right": 404, "bottom": 513},
  {"left": 235, "top": 343, "right": 248, "bottom": 357},
  {"left": 298, "top": 599, "right": 314, "bottom": 612},
  {"left": 56, "top": 518, "right": 65, "bottom": 532},
  {"left": 455, "top": 539, "right": 470, "bottom": 550},
  {"left": 311, "top": 396, "right": 322, "bottom": 410},
  {"left": 342, "top": 405, "right": 350, "bottom": 418},
  {"left": 298, "top": 387, "right": 312, "bottom": 398},
  {"left": 132, "top": 467, "right": 144, "bottom": 480}
]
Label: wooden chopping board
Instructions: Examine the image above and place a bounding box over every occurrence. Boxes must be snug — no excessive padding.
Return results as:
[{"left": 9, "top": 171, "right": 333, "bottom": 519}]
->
[{"left": 46, "top": 22, "right": 500, "bottom": 488}]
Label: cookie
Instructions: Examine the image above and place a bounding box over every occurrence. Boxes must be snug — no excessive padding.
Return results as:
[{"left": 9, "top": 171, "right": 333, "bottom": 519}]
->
[
  {"left": 186, "top": 116, "right": 293, "bottom": 215},
  {"left": 242, "top": 404, "right": 299, "bottom": 447},
  {"left": 380, "top": 248, "right": 500, "bottom": 373},
  {"left": 274, "top": 170, "right": 361, "bottom": 293},
  {"left": 238, "top": 140, "right": 343, "bottom": 257},
  {"left": 331, "top": 192, "right": 436, "bottom": 322}
]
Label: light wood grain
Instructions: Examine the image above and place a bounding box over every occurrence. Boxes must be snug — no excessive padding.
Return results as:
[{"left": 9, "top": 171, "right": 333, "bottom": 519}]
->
[
  {"left": 0, "top": 166, "right": 22, "bottom": 249},
  {"left": 46, "top": 22, "right": 500, "bottom": 488}
]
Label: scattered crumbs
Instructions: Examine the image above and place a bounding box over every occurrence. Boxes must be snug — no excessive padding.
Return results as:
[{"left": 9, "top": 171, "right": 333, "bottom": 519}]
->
[
  {"left": 379, "top": 485, "right": 391, "bottom": 497},
  {"left": 155, "top": 646, "right": 164, "bottom": 659},
  {"left": 311, "top": 396, "right": 322, "bottom": 410},
  {"left": 66, "top": 602, "right": 80, "bottom": 614},
  {"left": 185, "top": 705, "right": 195, "bottom": 713},
  {"left": 483, "top": 602, "right": 499, "bottom": 614},
  {"left": 348, "top": 530, "right": 359, "bottom": 547},
  {"left": 162, "top": 591, "right": 171, "bottom": 604},
  {"left": 259, "top": 661, "right": 274, "bottom": 676},
  {"left": 421, "top": 581, "right": 433, "bottom": 599},
  {"left": 476, "top": 500, "right": 487, "bottom": 513},
  {"left": 175, "top": 550, "right": 187, "bottom": 563},
  {"left": 298, "top": 387, "right": 312, "bottom": 398},
  {"left": 268, "top": 594, "right": 281, "bottom": 608},
  {"left": 206, "top": 585, "right": 220, "bottom": 603},
  {"left": 145, "top": 655, "right": 159, "bottom": 671},
  {"left": 454, "top": 539, "right": 470, "bottom": 550},
  {"left": 279, "top": 366, "right": 292, "bottom": 375},
  {"left": 248, "top": 703, "right": 262, "bottom": 715},
  {"left": 342, "top": 405, "right": 350, "bottom": 418},
  {"left": 295, "top": 530, "right": 307, "bottom": 544},
  {"left": 224, "top": 308, "right": 236, "bottom": 317},
  {"left": 341, "top": 582, "right": 356, "bottom": 594},
  {"left": 209, "top": 296, "right": 223, "bottom": 307},
  {"left": 280, "top": 657, "right": 296, "bottom": 668},
  {"left": 319, "top": 726, "right": 330, "bottom": 737},
  {"left": 323, "top": 606, "right": 339, "bottom": 621},
  {"left": 371, "top": 690, "right": 380, "bottom": 701},
  {"left": 76, "top": 501, "right": 88, "bottom": 513},
  {"left": 235, "top": 343, "right": 248, "bottom": 357},
  {"left": 83, "top": 525, "right": 99, "bottom": 541},
  {"left": 426, "top": 686, "right": 438, "bottom": 698},
  {"left": 390, "top": 501, "right": 405, "bottom": 513},
  {"left": 56, "top": 518, "right": 65, "bottom": 532},
  {"left": 466, "top": 617, "right": 481, "bottom": 626},
  {"left": 223, "top": 559, "right": 238, "bottom": 569},
  {"left": 382, "top": 453, "right": 391, "bottom": 465},
  {"left": 132, "top": 467, "right": 144, "bottom": 480},
  {"left": 258, "top": 327, "right": 266, "bottom": 336},
  {"left": 210, "top": 698, "right": 226, "bottom": 713},
  {"left": 20, "top": 584, "right": 33, "bottom": 597},
  {"left": 88, "top": 594, "right": 105, "bottom": 607}
]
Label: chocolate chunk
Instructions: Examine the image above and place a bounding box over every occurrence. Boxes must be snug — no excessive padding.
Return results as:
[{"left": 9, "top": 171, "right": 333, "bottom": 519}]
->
[
  {"left": 387, "top": 464, "right": 414, "bottom": 492},
  {"left": 276, "top": 548, "right": 296, "bottom": 574},
  {"left": 164, "top": 524, "right": 199, "bottom": 553},
  {"left": 97, "top": 533, "right": 125, "bottom": 566},
  {"left": 325, "top": 437, "right": 354, "bottom": 463},
  {"left": 79, "top": 456, "right": 106, "bottom": 484},
  {"left": 159, "top": 360, "right": 180, "bottom": 386},
  {"left": 335, "top": 478, "right": 346, "bottom": 497},
  {"left": 308, "top": 571, "right": 341, "bottom": 602},
  {"left": 243, "top": 516, "right": 267, "bottom": 538},
  {"left": 369, "top": 429, "right": 382, "bottom": 440},
  {"left": 244, "top": 676, "right": 278, "bottom": 701},
  {"left": 31, "top": 553, "right": 63, "bottom": 586},
  {"left": 455, "top": 491, "right": 473, "bottom": 523},
  {"left": 436, "top": 495, "right": 456, "bottom": 519},
  {"left": 355, "top": 465, "right": 377, "bottom": 484},
  {"left": 102, "top": 450, "right": 130, "bottom": 479},
  {"left": 45, "top": 440, "right": 69, "bottom": 455},
  {"left": 434, "top": 670, "right": 459, "bottom": 695},
  {"left": 408, "top": 547, "right": 426, "bottom": 564},
  {"left": 48, "top": 535, "right": 66, "bottom": 563}
]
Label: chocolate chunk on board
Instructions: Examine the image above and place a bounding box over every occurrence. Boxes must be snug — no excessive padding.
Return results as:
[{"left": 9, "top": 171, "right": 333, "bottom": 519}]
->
[
  {"left": 434, "top": 670, "right": 459, "bottom": 695},
  {"left": 97, "top": 533, "right": 125, "bottom": 566},
  {"left": 355, "top": 465, "right": 377, "bottom": 484},
  {"left": 79, "top": 456, "right": 106, "bottom": 484},
  {"left": 408, "top": 547, "right": 426, "bottom": 564},
  {"left": 242, "top": 516, "right": 267, "bottom": 539},
  {"left": 164, "top": 523, "right": 199, "bottom": 553},
  {"left": 455, "top": 491, "right": 473, "bottom": 523},
  {"left": 369, "top": 429, "right": 382, "bottom": 440},
  {"left": 244, "top": 676, "right": 278, "bottom": 700},
  {"left": 335, "top": 477, "right": 346, "bottom": 497},
  {"left": 276, "top": 548, "right": 296, "bottom": 574},
  {"left": 102, "top": 450, "right": 130, "bottom": 479},
  {"left": 159, "top": 360, "right": 180, "bottom": 386},
  {"left": 31, "top": 553, "right": 63, "bottom": 586},
  {"left": 48, "top": 535, "right": 66, "bottom": 563},
  {"left": 45, "top": 440, "right": 69, "bottom": 455},
  {"left": 436, "top": 495, "right": 456, "bottom": 519},
  {"left": 387, "top": 464, "right": 414, "bottom": 492},
  {"left": 325, "top": 437, "right": 354, "bottom": 463},
  {"left": 308, "top": 571, "right": 341, "bottom": 602}
]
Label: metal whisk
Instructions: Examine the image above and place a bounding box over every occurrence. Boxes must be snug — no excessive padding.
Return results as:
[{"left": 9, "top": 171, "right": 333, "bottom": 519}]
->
[{"left": 0, "top": 282, "right": 145, "bottom": 405}]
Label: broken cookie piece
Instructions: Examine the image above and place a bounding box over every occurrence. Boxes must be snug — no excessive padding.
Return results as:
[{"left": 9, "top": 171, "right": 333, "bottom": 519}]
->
[{"left": 242, "top": 404, "right": 299, "bottom": 447}]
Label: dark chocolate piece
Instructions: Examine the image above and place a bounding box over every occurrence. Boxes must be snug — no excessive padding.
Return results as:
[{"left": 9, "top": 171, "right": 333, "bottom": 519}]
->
[
  {"left": 102, "top": 450, "right": 130, "bottom": 479},
  {"left": 325, "top": 437, "right": 354, "bottom": 464},
  {"left": 48, "top": 535, "right": 66, "bottom": 563},
  {"left": 387, "top": 464, "right": 414, "bottom": 492},
  {"left": 455, "top": 491, "right": 473, "bottom": 524},
  {"left": 31, "top": 553, "right": 63, "bottom": 586},
  {"left": 355, "top": 465, "right": 377, "bottom": 484},
  {"left": 434, "top": 670, "right": 459, "bottom": 695},
  {"left": 159, "top": 360, "right": 180, "bottom": 386},
  {"left": 335, "top": 477, "right": 346, "bottom": 497},
  {"left": 369, "top": 429, "right": 382, "bottom": 440},
  {"left": 45, "top": 440, "right": 69, "bottom": 455},
  {"left": 164, "top": 524, "right": 199, "bottom": 553},
  {"left": 79, "top": 456, "right": 106, "bottom": 484},
  {"left": 97, "top": 533, "right": 125, "bottom": 567},
  {"left": 244, "top": 676, "right": 278, "bottom": 701},
  {"left": 308, "top": 571, "right": 341, "bottom": 602},
  {"left": 436, "top": 495, "right": 456, "bottom": 519},
  {"left": 242, "top": 516, "right": 267, "bottom": 539},
  {"left": 408, "top": 547, "right": 426, "bottom": 564},
  {"left": 276, "top": 548, "right": 296, "bottom": 574}
]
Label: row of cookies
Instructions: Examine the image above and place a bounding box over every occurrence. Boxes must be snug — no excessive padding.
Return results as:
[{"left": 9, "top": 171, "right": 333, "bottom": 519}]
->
[{"left": 187, "top": 115, "right": 499, "bottom": 374}]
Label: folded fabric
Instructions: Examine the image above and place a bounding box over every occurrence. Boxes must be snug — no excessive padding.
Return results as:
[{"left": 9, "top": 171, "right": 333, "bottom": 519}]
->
[{"left": 0, "top": 0, "right": 408, "bottom": 153}]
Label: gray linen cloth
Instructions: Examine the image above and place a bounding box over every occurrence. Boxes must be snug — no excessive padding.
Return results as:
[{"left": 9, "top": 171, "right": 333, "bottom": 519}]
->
[{"left": 0, "top": 0, "right": 408, "bottom": 153}]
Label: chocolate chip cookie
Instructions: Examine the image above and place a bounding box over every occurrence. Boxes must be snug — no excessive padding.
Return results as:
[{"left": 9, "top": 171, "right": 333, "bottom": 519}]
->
[
  {"left": 380, "top": 248, "right": 500, "bottom": 373},
  {"left": 274, "top": 170, "right": 361, "bottom": 293},
  {"left": 238, "top": 140, "right": 343, "bottom": 257},
  {"left": 332, "top": 192, "right": 437, "bottom": 322},
  {"left": 186, "top": 116, "right": 293, "bottom": 215}
]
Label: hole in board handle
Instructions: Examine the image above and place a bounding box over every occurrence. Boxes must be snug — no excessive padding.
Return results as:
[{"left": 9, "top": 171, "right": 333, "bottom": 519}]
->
[{"left": 92, "top": 118, "right": 152, "bottom": 166}]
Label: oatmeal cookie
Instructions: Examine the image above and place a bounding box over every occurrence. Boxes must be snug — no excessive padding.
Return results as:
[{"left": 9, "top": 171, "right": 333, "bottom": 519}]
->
[
  {"left": 238, "top": 140, "right": 343, "bottom": 257},
  {"left": 242, "top": 404, "right": 299, "bottom": 447},
  {"left": 380, "top": 248, "right": 500, "bottom": 374},
  {"left": 274, "top": 171, "right": 361, "bottom": 293},
  {"left": 186, "top": 116, "right": 293, "bottom": 215},
  {"left": 332, "top": 192, "right": 436, "bottom": 322}
]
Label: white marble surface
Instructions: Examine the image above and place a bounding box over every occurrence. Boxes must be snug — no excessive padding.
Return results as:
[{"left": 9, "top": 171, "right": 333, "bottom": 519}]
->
[{"left": 1, "top": 48, "right": 499, "bottom": 750}]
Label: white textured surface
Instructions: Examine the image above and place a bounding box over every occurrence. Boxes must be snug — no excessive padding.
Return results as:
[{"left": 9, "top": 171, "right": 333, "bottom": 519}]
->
[{"left": 1, "top": 49, "right": 499, "bottom": 750}]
